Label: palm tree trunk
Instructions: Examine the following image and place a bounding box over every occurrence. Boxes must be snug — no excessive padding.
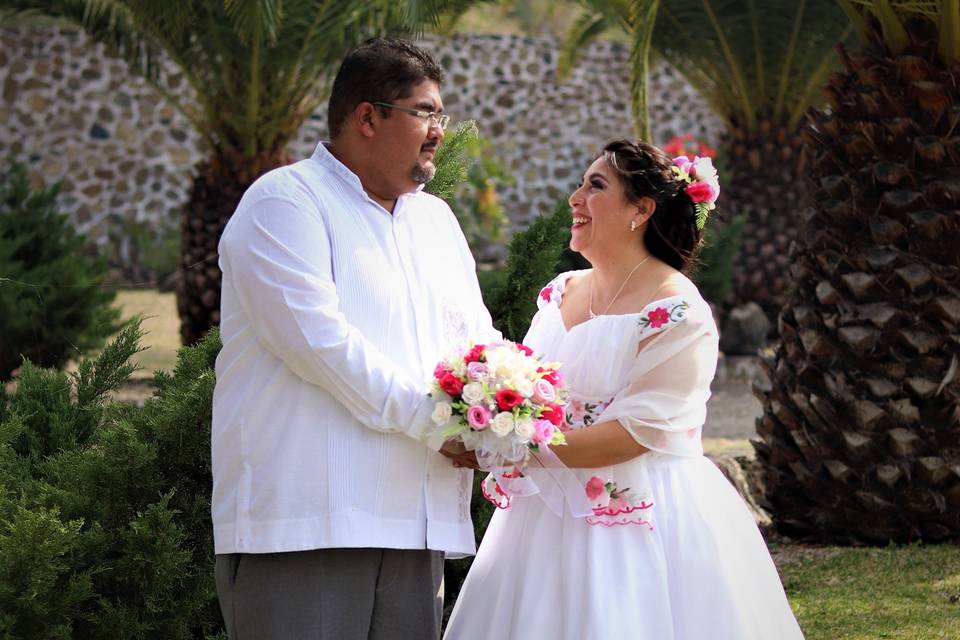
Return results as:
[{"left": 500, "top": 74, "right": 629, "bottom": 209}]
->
[
  {"left": 176, "top": 149, "right": 290, "bottom": 345},
  {"left": 754, "top": 27, "right": 960, "bottom": 544},
  {"left": 721, "top": 118, "right": 807, "bottom": 315}
]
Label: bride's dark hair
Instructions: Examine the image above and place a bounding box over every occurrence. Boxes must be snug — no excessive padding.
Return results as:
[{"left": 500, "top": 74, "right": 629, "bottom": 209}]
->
[{"left": 599, "top": 139, "right": 705, "bottom": 273}]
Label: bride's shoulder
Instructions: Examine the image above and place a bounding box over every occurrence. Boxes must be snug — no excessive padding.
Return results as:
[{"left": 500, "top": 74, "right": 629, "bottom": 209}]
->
[{"left": 536, "top": 269, "right": 589, "bottom": 309}]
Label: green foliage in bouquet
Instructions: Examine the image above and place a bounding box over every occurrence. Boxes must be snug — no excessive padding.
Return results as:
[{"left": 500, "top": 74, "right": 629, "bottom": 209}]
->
[
  {"left": 0, "top": 161, "right": 120, "bottom": 381},
  {"left": 692, "top": 214, "right": 745, "bottom": 307},
  {"left": 479, "top": 200, "right": 573, "bottom": 342},
  {"left": 0, "top": 320, "right": 225, "bottom": 638}
]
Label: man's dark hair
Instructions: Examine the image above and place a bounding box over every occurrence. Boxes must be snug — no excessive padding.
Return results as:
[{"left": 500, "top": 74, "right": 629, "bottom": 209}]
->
[{"left": 327, "top": 38, "right": 444, "bottom": 140}]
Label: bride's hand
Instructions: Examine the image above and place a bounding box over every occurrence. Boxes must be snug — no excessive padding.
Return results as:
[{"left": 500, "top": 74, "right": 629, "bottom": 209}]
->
[{"left": 439, "top": 440, "right": 480, "bottom": 469}]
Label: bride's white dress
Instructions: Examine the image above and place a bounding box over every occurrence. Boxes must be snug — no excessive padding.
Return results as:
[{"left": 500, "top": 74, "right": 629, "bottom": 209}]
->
[{"left": 444, "top": 270, "right": 804, "bottom": 640}]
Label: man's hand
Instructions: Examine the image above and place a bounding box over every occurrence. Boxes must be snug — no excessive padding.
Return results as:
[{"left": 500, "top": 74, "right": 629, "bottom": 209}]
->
[{"left": 439, "top": 439, "right": 479, "bottom": 469}]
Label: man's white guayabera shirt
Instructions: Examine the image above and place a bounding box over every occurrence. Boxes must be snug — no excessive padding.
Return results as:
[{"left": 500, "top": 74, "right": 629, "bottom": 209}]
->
[{"left": 212, "top": 143, "right": 497, "bottom": 557}]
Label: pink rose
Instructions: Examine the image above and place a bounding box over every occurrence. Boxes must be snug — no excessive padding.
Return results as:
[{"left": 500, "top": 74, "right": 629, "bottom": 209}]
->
[
  {"left": 467, "top": 405, "right": 491, "bottom": 430},
  {"left": 532, "top": 379, "right": 556, "bottom": 404},
  {"left": 466, "top": 361, "right": 489, "bottom": 381},
  {"left": 672, "top": 155, "right": 693, "bottom": 173},
  {"left": 439, "top": 372, "right": 465, "bottom": 397},
  {"left": 585, "top": 476, "right": 606, "bottom": 501},
  {"left": 685, "top": 181, "right": 714, "bottom": 204},
  {"left": 433, "top": 362, "right": 451, "bottom": 380},
  {"left": 532, "top": 419, "right": 554, "bottom": 445}
]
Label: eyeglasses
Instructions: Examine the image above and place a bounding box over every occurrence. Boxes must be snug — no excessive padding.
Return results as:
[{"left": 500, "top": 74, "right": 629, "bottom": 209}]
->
[{"left": 372, "top": 102, "right": 450, "bottom": 130}]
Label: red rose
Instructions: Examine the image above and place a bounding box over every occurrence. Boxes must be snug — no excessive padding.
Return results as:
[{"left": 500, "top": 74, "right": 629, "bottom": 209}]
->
[
  {"left": 495, "top": 389, "right": 524, "bottom": 411},
  {"left": 685, "top": 181, "right": 714, "bottom": 204},
  {"left": 464, "top": 344, "right": 486, "bottom": 364},
  {"left": 541, "top": 404, "right": 566, "bottom": 427},
  {"left": 539, "top": 368, "right": 561, "bottom": 386},
  {"left": 517, "top": 344, "right": 533, "bottom": 356},
  {"left": 439, "top": 372, "right": 465, "bottom": 397}
]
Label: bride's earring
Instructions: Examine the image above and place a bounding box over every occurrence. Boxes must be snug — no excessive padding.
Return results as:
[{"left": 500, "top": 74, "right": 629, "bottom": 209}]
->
[{"left": 629, "top": 220, "right": 637, "bottom": 232}]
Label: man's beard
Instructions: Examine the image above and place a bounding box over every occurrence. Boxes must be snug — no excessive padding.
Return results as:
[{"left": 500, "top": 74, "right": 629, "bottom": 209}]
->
[{"left": 411, "top": 161, "right": 436, "bottom": 185}]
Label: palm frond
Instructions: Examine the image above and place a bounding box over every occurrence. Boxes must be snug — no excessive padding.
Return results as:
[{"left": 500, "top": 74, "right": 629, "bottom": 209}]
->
[
  {"left": 557, "top": 9, "right": 609, "bottom": 80},
  {"left": 627, "top": 0, "right": 658, "bottom": 139}
]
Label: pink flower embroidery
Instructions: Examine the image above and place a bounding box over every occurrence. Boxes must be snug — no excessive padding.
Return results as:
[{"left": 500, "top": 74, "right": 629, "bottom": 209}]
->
[
  {"left": 647, "top": 307, "right": 670, "bottom": 328},
  {"left": 539, "top": 286, "right": 553, "bottom": 302},
  {"left": 585, "top": 476, "right": 606, "bottom": 500},
  {"left": 569, "top": 399, "right": 587, "bottom": 422}
]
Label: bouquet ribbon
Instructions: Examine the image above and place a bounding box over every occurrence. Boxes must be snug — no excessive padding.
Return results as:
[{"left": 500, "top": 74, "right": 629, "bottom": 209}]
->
[{"left": 479, "top": 445, "right": 593, "bottom": 519}]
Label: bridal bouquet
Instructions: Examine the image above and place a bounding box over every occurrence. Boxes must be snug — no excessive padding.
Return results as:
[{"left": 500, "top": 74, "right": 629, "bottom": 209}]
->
[{"left": 430, "top": 341, "right": 568, "bottom": 465}]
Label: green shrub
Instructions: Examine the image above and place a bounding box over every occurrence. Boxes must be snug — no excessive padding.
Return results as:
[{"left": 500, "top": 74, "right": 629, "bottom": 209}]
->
[
  {"left": 427, "top": 121, "right": 513, "bottom": 255},
  {"left": 693, "top": 214, "right": 745, "bottom": 307},
  {"left": 0, "top": 321, "right": 223, "bottom": 639},
  {"left": 480, "top": 200, "right": 573, "bottom": 342},
  {"left": 0, "top": 161, "right": 120, "bottom": 381}
]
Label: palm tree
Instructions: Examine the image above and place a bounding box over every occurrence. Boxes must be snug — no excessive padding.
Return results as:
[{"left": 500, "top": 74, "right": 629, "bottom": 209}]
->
[
  {"left": 560, "top": 0, "right": 852, "bottom": 313},
  {"left": 754, "top": 0, "right": 960, "bottom": 544},
  {"left": 1, "top": 0, "right": 471, "bottom": 343}
]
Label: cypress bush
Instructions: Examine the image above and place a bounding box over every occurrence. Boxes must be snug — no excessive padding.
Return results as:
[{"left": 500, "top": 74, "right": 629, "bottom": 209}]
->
[
  {"left": 0, "top": 161, "right": 120, "bottom": 381},
  {"left": 0, "top": 321, "right": 224, "bottom": 639}
]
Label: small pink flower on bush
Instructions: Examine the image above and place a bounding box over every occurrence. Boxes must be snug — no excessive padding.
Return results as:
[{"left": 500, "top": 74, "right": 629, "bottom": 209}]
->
[
  {"left": 532, "top": 379, "right": 556, "bottom": 404},
  {"left": 647, "top": 307, "right": 670, "bottom": 328},
  {"left": 585, "top": 476, "right": 606, "bottom": 500},
  {"left": 532, "top": 419, "right": 554, "bottom": 445},
  {"left": 467, "top": 405, "right": 491, "bottom": 430},
  {"left": 466, "top": 361, "right": 489, "bottom": 381}
]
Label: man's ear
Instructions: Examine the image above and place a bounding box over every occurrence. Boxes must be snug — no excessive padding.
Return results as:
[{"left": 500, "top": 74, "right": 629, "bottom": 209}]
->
[{"left": 353, "top": 102, "right": 377, "bottom": 138}]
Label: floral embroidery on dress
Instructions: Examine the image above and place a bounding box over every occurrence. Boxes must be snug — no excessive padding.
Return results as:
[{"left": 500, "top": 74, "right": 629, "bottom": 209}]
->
[
  {"left": 584, "top": 476, "right": 654, "bottom": 529},
  {"left": 565, "top": 397, "right": 613, "bottom": 430},
  {"left": 638, "top": 299, "right": 689, "bottom": 335},
  {"left": 536, "top": 274, "right": 569, "bottom": 310}
]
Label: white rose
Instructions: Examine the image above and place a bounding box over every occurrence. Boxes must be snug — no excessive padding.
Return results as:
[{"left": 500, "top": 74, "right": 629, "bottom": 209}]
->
[
  {"left": 431, "top": 402, "right": 453, "bottom": 426},
  {"left": 514, "top": 417, "right": 535, "bottom": 443},
  {"left": 490, "top": 411, "right": 515, "bottom": 437},
  {"left": 461, "top": 382, "right": 486, "bottom": 405},
  {"left": 513, "top": 378, "right": 534, "bottom": 398}
]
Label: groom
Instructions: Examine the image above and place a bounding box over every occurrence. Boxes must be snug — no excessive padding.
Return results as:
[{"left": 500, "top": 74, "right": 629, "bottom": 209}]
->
[{"left": 211, "top": 38, "right": 494, "bottom": 639}]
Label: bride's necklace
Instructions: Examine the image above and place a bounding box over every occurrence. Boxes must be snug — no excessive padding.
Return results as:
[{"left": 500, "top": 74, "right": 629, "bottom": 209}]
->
[{"left": 588, "top": 255, "right": 652, "bottom": 319}]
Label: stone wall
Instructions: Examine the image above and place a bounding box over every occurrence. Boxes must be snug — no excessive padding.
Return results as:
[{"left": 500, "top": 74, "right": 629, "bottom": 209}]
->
[{"left": 0, "top": 27, "right": 722, "bottom": 271}]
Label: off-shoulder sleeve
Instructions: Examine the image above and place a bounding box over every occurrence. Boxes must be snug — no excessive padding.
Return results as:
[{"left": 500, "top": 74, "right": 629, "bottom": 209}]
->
[{"left": 594, "top": 295, "right": 719, "bottom": 456}]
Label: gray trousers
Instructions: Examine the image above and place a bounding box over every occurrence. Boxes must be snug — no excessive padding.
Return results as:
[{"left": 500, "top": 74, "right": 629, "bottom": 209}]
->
[{"left": 215, "top": 548, "right": 444, "bottom": 640}]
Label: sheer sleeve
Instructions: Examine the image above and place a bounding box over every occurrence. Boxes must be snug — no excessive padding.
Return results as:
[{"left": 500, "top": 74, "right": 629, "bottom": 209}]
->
[{"left": 595, "top": 294, "right": 719, "bottom": 457}]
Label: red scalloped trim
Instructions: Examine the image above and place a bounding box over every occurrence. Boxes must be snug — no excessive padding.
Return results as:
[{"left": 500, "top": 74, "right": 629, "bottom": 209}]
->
[
  {"left": 591, "top": 501, "right": 654, "bottom": 517},
  {"left": 481, "top": 477, "right": 511, "bottom": 509},
  {"left": 586, "top": 515, "right": 654, "bottom": 529}
]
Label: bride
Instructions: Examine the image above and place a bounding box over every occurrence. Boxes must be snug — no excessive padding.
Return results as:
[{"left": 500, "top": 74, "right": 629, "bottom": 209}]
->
[{"left": 443, "top": 139, "right": 803, "bottom": 639}]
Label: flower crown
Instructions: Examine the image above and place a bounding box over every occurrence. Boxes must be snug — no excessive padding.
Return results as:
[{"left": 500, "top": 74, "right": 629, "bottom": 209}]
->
[{"left": 671, "top": 155, "right": 720, "bottom": 230}]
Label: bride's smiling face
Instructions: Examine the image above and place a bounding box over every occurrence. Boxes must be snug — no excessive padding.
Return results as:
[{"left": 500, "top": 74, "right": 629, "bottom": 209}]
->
[{"left": 568, "top": 157, "right": 638, "bottom": 257}]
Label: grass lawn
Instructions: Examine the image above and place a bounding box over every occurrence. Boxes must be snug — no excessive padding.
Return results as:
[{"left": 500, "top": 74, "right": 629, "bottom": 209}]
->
[
  {"left": 779, "top": 544, "right": 960, "bottom": 639},
  {"left": 112, "top": 290, "right": 960, "bottom": 639},
  {"left": 115, "top": 289, "right": 181, "bottom": 377}
]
